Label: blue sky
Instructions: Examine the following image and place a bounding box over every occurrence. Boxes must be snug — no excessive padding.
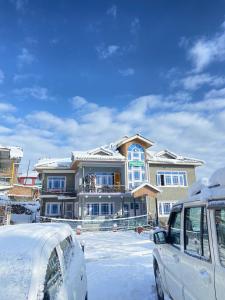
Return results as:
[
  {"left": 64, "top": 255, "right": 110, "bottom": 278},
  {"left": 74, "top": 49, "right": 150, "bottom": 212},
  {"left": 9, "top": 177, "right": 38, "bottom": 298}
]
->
[{"left": 0, "top": 0, "right": 225, "bottom": 177}]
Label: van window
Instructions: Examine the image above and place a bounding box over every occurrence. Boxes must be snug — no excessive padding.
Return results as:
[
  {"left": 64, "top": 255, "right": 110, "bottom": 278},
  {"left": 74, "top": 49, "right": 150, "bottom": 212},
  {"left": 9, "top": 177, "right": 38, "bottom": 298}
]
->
[
  {"left": 43, "top": 248, "right": 62, "bottom": 300},
  {"left": 215, "top": 209, "right": 225, "bottom": 267},
  {"left": 60, "top": 235, "right": 73, "bottom": 268},
  {"left": 168, "top": 211, "right": 181, "bottom": 248},
  {"left": 184, "top": 207, "right": 210, "bottom": 260}
]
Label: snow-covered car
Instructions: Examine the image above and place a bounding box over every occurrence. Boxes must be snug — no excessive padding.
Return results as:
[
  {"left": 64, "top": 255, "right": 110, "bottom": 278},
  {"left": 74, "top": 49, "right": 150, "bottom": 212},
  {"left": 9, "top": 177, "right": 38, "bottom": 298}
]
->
[
  {"left": 152, "top": 167, "right": 225, "bottom": 300},
  {"left": 0, "top": 223, "right": 88, "bottom": 300}
]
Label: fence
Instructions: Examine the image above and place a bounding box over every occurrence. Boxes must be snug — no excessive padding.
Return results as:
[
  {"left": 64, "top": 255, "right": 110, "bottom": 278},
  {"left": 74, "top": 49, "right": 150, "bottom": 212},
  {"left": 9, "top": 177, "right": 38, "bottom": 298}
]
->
[{"left": 40, "top": 214, "right": 151, "bottom": 231}]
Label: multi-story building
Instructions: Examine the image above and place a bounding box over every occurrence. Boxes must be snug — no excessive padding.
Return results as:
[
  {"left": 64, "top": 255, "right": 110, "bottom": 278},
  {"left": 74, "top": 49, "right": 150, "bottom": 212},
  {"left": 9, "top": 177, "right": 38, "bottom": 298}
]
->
[
  {"left": 35, "top": 134, "right": 203, "bottom": 222},
  {"left": 0, "top": 146, "right": 23, "bottom": 190}
]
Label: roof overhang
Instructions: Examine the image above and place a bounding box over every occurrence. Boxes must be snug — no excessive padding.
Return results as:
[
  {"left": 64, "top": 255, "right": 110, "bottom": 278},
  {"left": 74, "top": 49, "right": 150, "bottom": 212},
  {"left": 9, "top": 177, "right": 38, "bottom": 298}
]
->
[
  {"left": 117, "top": 134, "right": 154, "bottom": 149},
  {"left": 131, "top": 182, "right": 161, "bottom": 198}
]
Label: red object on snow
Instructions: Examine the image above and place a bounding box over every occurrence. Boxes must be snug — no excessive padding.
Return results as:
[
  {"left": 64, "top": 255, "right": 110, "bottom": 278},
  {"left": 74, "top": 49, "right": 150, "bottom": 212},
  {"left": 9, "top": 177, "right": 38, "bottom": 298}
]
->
[{"left": 137, "top": 226, "right": 143, "bottom": 234}]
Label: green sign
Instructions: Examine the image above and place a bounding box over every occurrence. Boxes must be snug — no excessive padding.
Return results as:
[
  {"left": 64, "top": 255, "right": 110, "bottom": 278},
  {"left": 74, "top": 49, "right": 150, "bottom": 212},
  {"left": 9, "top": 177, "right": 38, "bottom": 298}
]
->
[{"left": 129, "top": 161, "right": 145, "bottom": 167}]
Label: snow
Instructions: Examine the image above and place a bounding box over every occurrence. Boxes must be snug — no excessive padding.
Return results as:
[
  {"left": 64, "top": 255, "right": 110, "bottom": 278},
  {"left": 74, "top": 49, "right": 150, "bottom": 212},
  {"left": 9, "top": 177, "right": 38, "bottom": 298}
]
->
[
  {"left": 210, "top": 166, "right": 225, "bottom": 187},
  {"left": 188, "top": 177, "right": 209, "bottom": 197},
  {"left": 35, "top": 157, "right": 71, "bottom": 169},
  {"left": 77, "top": 231, "right": 158, "bottom": 300}
]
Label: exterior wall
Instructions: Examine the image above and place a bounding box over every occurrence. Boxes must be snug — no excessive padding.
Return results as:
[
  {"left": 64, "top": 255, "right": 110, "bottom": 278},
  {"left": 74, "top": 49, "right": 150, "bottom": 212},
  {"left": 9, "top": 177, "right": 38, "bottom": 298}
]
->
[
  {"left": 42, "top": 172, "right": 75, "bottom": 192},
  {"left": 41, "top": 197, "right": 78, "bottom": 218},
  {"left": 149, "top": 164, "right": 196, "bottom": 202},
  {"left": 8, "top": 185, "right": 39, "bottom": 201}
]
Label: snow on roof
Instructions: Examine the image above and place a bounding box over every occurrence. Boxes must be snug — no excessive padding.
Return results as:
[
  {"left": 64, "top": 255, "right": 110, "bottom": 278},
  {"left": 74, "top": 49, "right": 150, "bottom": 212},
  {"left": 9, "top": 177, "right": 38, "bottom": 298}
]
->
[
  {"left": 0, "top": 223, "right": 72, "bottom": 300},
  {"left": 146, "top": 149, "right": 204, "bottom": 166},
  {"left": 34, "top": 157, "right": 71, "bottom": 169},
  {"left": 131, "top": 182, "right": 161, "bottom": 194},
  {"left": 209, "top": 167, "right": 225, "bottom": 187},
  {"left": 0, "top": 146, "right": 23, "bottom": 159},
  {"left": 18, "top": 171, "right": 38, "bottom": 178},
  {"left": 72, "top": 148, "right": 125, "bottom": 162},
  {"left": 115, "top": 134, "right": 154, "bottom": 148}
]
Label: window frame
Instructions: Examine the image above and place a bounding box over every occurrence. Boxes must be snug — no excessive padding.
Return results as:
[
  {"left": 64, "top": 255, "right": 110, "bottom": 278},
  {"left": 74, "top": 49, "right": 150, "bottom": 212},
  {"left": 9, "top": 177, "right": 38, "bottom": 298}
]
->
[
  {"left": 46, "top": 202, "right": 61, "bottom": 216},
  {"left": 156, "top": 170, "right": 188, "bottom": 187},
  {"left": 168, "top": 209, "right": 182, "bottom": 250},
  {"left": 47, "top": 176, "right": 66, "bottom": 192},
  {"left": 214, "top": 208, "right": 225, "bottom": 268},
  {"left": 184, "top": 205, "right": 211, "bottom": 262},
  {"left": 86, "top": 202, "right": 114, "bottom": 216}
]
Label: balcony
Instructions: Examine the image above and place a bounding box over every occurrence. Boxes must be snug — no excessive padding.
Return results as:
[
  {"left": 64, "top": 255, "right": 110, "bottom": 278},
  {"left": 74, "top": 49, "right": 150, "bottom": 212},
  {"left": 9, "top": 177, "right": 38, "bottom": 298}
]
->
[
  {"left": 41, "top": 188, "right": 77, "bottom": 197},
  {"left": 78, "top": 184, "right": 126, "bottom": 194}
]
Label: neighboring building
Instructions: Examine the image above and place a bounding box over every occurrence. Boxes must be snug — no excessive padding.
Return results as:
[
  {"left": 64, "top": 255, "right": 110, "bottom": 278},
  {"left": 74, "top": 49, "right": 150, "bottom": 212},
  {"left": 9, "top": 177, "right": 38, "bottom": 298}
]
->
[
  {"left": 18, "top": 172, "right": 41, "bottom": 187},
  {"left": 35, "top": 134, "right": 203, "bottom": 222},
  {"left": 0, "top": 146, "right": 23, "bottom": 190}
]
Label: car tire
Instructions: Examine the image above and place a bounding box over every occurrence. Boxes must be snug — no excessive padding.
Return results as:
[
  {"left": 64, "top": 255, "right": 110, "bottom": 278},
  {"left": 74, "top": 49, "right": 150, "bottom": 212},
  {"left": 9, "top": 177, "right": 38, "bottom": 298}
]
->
[{"left": 154, "top": 265, "right": 164, "bottom": 300}]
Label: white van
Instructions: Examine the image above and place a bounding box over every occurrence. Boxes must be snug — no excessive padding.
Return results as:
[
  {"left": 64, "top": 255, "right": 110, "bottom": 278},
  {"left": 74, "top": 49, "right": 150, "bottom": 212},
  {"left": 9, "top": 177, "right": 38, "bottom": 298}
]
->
[
  {"left": 0, "top": 223, "right": 88, "bottom": 300},
  {"left": 153, "top": 168, "right": 225, "bottom": 300}
]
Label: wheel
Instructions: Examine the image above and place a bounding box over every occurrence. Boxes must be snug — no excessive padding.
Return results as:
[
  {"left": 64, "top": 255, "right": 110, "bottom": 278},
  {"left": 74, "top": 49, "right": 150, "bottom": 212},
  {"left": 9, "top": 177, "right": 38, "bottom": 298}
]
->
[{"left": 155, "top": 265, "right": 164, "bottom": 300}]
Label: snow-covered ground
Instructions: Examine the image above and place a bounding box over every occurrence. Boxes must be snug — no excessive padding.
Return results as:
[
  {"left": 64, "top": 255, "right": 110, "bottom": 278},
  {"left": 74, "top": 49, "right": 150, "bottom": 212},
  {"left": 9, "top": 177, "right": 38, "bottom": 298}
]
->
[{"left": 78, "top": 230, "right": 157, "bottom": 300}]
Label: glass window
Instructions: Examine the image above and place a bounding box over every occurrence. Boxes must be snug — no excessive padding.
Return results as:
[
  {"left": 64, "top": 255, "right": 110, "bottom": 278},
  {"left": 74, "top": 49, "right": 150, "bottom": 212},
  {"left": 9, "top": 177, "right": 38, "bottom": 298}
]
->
[
  {"left": 43, "top": 249, "right": 62, "bottom": 300},
  {"left": 46, "top": 203, "right": 60, "bottom": 216},
  {"left": 134, "top": 171, "right": 140, "bottom": 180},
  {"left": 101, "top": 203, "right": 109, "bottom": 215},
  {"left": 215, "top": 209, "right": 225, "bottom": 267},
  {"left": 163, "top": 203, "right": 171, "bottom": 215},
  {"left": 184, "top": 207, "right": 210, "bottom": 260},
  {"left": 156, "top": 171, "right": 188, "bottom": 186},
  {"left": 169, "top": 211, "right": 181, "bottom": 248},
  {"left": 47, "top": 176, "right": 65, "bottom": 191}
]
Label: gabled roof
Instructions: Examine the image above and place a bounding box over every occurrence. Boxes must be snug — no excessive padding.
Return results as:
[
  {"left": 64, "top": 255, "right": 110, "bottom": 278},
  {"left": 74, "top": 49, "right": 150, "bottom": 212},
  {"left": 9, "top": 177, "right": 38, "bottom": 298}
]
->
[
  {"left": 88, "top": 147, "right": 115, "bottom": 156},
  {"left": 115, "top": 134, "right": 154, "bottom": 149},
  {"left": 131, "top": 182, "right": 161, "bottom": 194},
  {"left": 146, "top": 149, "right": 204, "bottom": 166}
]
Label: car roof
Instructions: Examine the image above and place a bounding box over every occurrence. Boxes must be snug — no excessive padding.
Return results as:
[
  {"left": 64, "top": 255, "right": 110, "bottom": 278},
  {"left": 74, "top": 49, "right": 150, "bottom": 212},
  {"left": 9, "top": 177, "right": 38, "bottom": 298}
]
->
[{"left": 0, "top": 223, "right": 73, "bottom": 300}]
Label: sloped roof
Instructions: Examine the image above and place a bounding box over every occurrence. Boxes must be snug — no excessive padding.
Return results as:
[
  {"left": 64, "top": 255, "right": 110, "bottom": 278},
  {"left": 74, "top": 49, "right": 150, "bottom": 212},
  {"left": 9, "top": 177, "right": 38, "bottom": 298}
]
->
[
  {"left": 115, "top": 134, "right": 154, "bottom": 148},
  {"left": 146, "top": 149, "right": 204, "bottom": 166},
  {"left": 72, "top": 149, "right": 125, "bottom": 162},
  {"left": 0, "top": 146, "right": 23, "bottom": 159},
  {"left": 34, "top": 157, "right": 72, "bottom": 169}
]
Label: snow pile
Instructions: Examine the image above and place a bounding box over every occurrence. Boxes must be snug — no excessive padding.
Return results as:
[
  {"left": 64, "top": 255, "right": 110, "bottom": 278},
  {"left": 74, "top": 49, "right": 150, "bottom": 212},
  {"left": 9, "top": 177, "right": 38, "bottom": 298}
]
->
[
  {"left": 35, "top": 157, "right": 71, "bottom": 169},
  {"left": 9, "top": 146, "right": 23, "bottom": 159},
  {"left": 210, "top": 167, "right": 225, "bottom": 187},
  {"left": 188, "top": 178, "right": 209, "bottom": 197}
]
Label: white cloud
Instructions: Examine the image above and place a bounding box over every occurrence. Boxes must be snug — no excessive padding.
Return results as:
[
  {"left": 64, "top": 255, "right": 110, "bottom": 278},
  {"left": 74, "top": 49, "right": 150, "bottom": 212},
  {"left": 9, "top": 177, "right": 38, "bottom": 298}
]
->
[
  {"left": 0, "top": 102, "right": 16, "bottom": 112},
  {"left": 107, "top": 5, "right": 117, "bottom": 19},
  {"left": 188, "top": 21, "right": 225, "bottom": 72},
  {"left": 17, "top": 48, "right": 35, "bottom": 68},
  {"left": 96, "top": 45, "right": 120, "bottom": 59},
  {"left": 130, "top": 18, "right": 140, "bottom": 35},
  {"left": 0, "top": 69, "right": 5, "bottom": 84},
  {"left": 119, "top": 68, "right": 135, "bottom": 76},
  {"left": 179, "top": 73, "right": 225, "bottom": 90},
  {"left": 1, "top": 92, "right": 225, "bottom": 177},
  {"left": 13, "top": 86, "right": 52, "bottom": 101}
]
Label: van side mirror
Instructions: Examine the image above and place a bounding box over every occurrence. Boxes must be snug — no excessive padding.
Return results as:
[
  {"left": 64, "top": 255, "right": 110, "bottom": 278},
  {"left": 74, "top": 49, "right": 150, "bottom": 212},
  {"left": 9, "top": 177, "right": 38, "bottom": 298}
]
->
[{"left": 153, "top": 230, "right": 168, "bottom": 244}]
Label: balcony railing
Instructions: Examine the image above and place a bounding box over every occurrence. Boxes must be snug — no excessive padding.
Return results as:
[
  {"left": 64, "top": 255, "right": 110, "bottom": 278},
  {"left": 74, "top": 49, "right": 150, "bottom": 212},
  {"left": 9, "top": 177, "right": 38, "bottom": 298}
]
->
[
  {"left": 41, "top": 188, "right": 77, "bottom": 197},
  {"left": 79, "top": 184, "right": 126, "bottom": 194}
]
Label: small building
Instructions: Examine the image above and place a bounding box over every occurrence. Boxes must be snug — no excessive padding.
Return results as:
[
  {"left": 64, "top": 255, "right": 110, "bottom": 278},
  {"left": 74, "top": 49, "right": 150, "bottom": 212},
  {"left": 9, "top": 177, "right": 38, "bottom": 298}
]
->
[{"left": 35, "top": 134, "right": 203, "bottom": 223}]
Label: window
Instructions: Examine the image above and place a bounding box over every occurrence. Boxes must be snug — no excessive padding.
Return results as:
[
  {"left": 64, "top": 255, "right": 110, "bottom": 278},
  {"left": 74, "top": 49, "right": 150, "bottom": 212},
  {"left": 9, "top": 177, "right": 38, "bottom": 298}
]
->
[
  {"left": 43, "top": 249, "right": 62, "bottom": 300},
  {"left": 134, "top": 171, "right": 140, "bottom": 180},
  {"left": 169, "top": 211, "right": 181, "bottom": 248},
  {"left": 86, "top": 203, "right": 113, "bottom": 216},
  {"left": 60, "top": 236, "right": 73, "bottom": 269},
  {"left": 156, "top": 171, "right": 188, "bottom": 187},
  {"left": 96, "top": 173, "right": 114, "bottom": 186},
  {"left": 158, "top": 202, "right": 176, "bottom": 216},
  {"left": 127, "top": 143, "right": 145, "bottom": 189},
  {"left": 184, "top": 207, "right": 210, "bottom": 260},
  {"left": 47, "top": 176, "right": 66, "bottom": 191},
  {"left": 46, "top": 203, "right": 61, "bottom": 216},
  {"left": 215, "top": 209, "right": 225, "bottom": 267}
]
